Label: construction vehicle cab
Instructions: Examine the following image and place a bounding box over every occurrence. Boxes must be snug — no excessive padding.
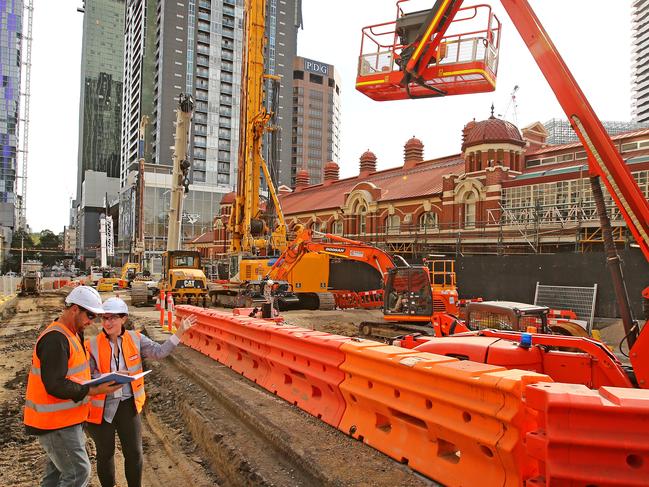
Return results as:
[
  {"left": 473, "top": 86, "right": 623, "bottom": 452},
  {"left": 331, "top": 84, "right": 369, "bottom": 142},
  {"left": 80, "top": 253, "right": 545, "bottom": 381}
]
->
[
  {"left": 464, "top": 301, "right": 550, "bottom": 333},
  {"left": 160, "top": 250, "right": 208, "bottom": 304},
  {"left": 356, "top": 1, "right": 501, "bottom": 101},
  {"left": 96, "top": 268, "right": 119, "bottom": 292},
  {"left": 118, "top": 263, "right": 140, "bottom": 288}
]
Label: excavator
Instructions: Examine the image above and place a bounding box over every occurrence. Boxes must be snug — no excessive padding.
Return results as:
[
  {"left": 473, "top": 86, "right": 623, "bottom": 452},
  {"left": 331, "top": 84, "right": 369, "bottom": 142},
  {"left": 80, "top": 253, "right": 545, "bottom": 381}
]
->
[
  {"left": 356, "top": 0, "right": 649, "bottom": 391},
  {"left": 210, "top": 0, "right": 400, "bottom": 311},
  {"left": 130, "top": 95, "right": 209, "bottom": 306},
  {"left": 265, "top": 227, "right": 399, "bottom": 309}
]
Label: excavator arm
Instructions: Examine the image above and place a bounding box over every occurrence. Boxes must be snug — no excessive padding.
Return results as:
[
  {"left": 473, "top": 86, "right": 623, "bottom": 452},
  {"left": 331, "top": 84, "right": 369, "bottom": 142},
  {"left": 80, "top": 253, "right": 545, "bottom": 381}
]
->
[{"left": 268, "top": 228, "right": 395, "bottom": 284}]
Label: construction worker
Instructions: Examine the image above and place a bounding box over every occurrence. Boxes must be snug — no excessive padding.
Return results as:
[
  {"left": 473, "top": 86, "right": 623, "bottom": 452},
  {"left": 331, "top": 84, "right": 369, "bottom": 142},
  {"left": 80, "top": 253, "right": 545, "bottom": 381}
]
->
[
  {"left": 85, "top": 297, "right": 197, "bottom": 487},
  {"left": 24, "top": 286, "right": 122, "bottom": 487}
]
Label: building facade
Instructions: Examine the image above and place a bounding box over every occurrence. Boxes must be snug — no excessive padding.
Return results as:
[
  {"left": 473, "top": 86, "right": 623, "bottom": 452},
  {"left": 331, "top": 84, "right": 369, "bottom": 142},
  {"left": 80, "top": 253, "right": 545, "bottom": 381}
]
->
[
  {"left": 75, "top": 0, "right": 125, "bottom": 258},
  {"left": 0, "top": 0, "right": 22, "bottom": 231},
  {"left": 632, "top": 0, "right": 649, "bottom": 122},
  {"left": 288, "top": 56, "right": 341, "bottom": 187},
  {"left": 119, "top": 0, "right": 303, "bottom": 263},
  {"left": 199, "top": 112, "right": 649, "bottom": 262}
]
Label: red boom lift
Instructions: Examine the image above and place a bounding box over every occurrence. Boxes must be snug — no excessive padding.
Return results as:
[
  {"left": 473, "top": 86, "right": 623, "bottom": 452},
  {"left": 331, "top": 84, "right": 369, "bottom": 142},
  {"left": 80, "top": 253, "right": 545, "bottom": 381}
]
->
[{"left": 357, "top": 0, "right": 649, "bottom": 390}]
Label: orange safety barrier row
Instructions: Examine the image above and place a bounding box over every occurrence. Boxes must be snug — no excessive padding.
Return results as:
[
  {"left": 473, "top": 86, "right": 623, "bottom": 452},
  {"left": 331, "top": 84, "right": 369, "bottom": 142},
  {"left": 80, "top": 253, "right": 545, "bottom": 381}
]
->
[
  {"left": 177, "top": 305, "right": 351, "bottom": 426},
  {"left": 174, "top": 305, "right": 649, "bottom": 486},
  {"left": 337, "top": 340, "right": 552, "bottom": 487},
  {"left": 525, "top": 383, "right": 649, "bottom": 486}
]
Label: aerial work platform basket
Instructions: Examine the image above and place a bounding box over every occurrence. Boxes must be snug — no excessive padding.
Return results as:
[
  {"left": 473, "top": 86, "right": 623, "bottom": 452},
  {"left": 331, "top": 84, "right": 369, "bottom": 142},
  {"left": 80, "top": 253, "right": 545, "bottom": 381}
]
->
[{"left": 356, "top": 1, "right": 501, "bottom": 101}]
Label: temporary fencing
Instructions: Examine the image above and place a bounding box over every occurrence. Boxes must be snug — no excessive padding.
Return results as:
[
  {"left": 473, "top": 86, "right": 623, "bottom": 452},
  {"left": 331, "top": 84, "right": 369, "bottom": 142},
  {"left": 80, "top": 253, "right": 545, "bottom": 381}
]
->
[
  {"left": 525, "top": 382, "right": 649, "bottom": 486},
  {"left": 175, "top": 305, "right": 649, "bottom": 486}
]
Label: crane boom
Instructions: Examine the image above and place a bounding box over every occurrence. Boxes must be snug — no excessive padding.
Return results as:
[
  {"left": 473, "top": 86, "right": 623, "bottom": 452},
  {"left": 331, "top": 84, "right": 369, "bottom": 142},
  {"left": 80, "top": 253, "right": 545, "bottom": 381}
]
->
[{"left": 167, "top": 94, "right": 193, "bottom": 252}]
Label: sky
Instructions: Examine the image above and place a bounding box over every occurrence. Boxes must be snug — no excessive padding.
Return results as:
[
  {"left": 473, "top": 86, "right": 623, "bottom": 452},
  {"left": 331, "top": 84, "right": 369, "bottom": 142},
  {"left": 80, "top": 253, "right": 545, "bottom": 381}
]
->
[{"left": 26, "top": 0, "right": 632, "bottom": 233}]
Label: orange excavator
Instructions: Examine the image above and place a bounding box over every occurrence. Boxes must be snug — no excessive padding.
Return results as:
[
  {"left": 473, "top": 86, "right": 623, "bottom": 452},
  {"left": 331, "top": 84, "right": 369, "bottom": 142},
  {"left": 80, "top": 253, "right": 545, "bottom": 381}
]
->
[
  {"left": 357, "top": 0, "right": 649, "bottom": 391},
  {"left": 266, "top": 227, "right": 399, "bottom": 309}
]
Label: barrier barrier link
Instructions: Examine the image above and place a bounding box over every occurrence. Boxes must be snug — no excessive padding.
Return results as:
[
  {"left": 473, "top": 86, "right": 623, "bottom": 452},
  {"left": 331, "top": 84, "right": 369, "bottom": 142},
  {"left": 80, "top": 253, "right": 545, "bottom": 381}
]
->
[
  {"left": 525, "top": 383, "right": 649, "bottom": 486},
  {"left": 337, "top": 340, "right": 551, "bottom": 487},
  {"left": 266, "top": 326, "right": 351, "bottom": 427},
  {"left": 177, "top": 306, "right": 275, "bottom": 386}
]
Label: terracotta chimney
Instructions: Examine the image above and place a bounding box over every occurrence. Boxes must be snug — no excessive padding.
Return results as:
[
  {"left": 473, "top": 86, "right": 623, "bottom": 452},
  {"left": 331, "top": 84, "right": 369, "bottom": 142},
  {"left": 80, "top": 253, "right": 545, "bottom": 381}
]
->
[
  {"left": 323, "top": 161, "right": 340, "bottom": 184},
  {"left": 295, "top": 169, "right": 310, "bottom": 191},
  {"left": 404, "top": 136, "right": 424, "bottom": 169},
  {"left": 359, "top": 150, "right": 377, "bottom": 177}
]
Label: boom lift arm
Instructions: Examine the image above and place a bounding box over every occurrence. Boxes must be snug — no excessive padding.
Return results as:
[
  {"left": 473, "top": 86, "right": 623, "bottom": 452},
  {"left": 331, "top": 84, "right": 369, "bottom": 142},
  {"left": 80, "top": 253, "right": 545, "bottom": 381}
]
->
[{"left": 267, "top": 228, "right": 396, "bottom": 284}]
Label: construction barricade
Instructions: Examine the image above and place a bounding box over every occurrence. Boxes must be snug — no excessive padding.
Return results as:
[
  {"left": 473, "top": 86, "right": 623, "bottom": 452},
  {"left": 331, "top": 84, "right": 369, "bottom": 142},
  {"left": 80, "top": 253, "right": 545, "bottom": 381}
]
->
[
  {"left": 265, "top": 326, "right": 350, "bottom": 427},
  {"left": 525, "top": 382, "right": 649, "bottom": 486},
  {"left": 337, "top": 339, "right": 552, "bottom": 487}
]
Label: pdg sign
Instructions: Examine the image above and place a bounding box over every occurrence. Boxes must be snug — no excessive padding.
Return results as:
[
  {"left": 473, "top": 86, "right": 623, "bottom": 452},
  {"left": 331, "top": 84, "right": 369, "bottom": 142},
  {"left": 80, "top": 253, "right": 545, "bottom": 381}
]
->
[{"left": 304, "top": 58, "right": 328, "bottom": 76}]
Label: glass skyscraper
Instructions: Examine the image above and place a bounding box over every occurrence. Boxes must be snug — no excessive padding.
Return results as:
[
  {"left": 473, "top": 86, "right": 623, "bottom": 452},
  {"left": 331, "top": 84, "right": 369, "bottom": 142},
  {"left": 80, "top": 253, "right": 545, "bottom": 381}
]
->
[{"left": 0, "top": 0, "right": 22, "bottom": 229}]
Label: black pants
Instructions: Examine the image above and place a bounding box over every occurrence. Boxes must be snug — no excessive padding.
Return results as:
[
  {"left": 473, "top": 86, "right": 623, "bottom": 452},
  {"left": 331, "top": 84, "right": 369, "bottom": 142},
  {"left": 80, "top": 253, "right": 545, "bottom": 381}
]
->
[{"left": 86, "top": 398, "right": 143, "bottom": 487}]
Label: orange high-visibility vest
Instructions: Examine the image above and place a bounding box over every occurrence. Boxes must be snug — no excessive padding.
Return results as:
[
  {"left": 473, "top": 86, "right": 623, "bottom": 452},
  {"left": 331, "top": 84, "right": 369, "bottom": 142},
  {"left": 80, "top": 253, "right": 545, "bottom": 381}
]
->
[
  {"left": 24, "top": 322, "right": 91, "bottom": 430},
  {"left": 85, "top": 330, "right": 145, "bottom": 424}
]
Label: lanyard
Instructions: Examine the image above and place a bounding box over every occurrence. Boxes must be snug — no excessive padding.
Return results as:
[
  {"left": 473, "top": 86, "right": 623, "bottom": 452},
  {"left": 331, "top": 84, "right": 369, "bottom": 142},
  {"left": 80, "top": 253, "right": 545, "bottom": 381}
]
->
[{"left": 112, "top": 340, "right": 121, "bottom": 372}]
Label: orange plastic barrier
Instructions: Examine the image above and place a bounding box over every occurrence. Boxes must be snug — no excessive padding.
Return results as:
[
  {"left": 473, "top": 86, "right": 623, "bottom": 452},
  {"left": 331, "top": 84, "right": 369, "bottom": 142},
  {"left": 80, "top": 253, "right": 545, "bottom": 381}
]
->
[
  {"left": 337, "top": 340, "right": 551, "bottom": 487},
  {"left": 265, "top": 326, "right": 351, "bottom": 426},
  {"left": 525, "top": 383, "right": 649, "bottom": 486},
  {"left": 177, "top": 306, "right": 274, "bottom": 386}
]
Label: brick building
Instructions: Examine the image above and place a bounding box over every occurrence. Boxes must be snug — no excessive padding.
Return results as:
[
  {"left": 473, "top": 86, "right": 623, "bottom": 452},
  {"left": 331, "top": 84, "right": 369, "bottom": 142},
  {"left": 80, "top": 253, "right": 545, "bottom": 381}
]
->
[{"left": 190, "top": 113, "right": 649, "bottom": 261}]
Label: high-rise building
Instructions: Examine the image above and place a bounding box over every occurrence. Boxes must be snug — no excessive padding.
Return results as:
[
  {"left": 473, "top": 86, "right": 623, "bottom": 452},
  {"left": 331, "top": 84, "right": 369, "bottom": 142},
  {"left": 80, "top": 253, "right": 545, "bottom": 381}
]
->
[
  {"left": 632, "top": 0, "right": 649, "bottom": 122},
  {"left": 75, "top": 0, "right": 124, "bottom": 264},
  {"left": 119, "top": 0, "right": 302, "bottom": 263},
  {"left": 119, "top": 0, "right": 245, "bottom": 261},
  {"left": 0, "top": 0, "right": 22, "bottom": 231},
  {"left": 289, "top": 56, "right": 341, "bottom": 186},
  {"left": 77, "top": 0, "right": 124, "bottom": 198}
]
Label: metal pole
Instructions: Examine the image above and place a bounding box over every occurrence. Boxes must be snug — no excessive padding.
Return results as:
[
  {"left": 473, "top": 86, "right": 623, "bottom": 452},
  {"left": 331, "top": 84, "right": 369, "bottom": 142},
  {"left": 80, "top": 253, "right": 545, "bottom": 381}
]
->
[{"left": 21, "top": 235, "right": 24, "bottom": 275}]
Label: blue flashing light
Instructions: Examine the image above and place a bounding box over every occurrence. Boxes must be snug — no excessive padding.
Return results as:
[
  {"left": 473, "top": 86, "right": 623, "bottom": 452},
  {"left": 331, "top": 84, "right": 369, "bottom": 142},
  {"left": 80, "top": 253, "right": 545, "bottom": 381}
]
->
[{"left": 519, "top": 333, "right": 533, "bottom": 349}]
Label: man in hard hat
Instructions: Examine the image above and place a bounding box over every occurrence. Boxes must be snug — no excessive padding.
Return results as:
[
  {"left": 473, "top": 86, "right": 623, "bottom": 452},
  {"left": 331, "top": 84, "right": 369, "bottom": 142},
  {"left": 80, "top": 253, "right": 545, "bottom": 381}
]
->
[{"left": 24, "top": 286, "right": 122, "bottom": 487}]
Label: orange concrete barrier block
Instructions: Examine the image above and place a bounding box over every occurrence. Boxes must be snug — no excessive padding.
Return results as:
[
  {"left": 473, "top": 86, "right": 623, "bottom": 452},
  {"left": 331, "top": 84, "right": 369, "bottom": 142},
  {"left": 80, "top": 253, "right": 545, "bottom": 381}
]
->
[
  {"left": 338, "top": 340, "right": 550, "bottom": 487},
  {"left": 266, "top": 326, "right": 351, "bottom": 427},
  {"left": 525, "top": 383, "right": 649, "bottom": 486}
]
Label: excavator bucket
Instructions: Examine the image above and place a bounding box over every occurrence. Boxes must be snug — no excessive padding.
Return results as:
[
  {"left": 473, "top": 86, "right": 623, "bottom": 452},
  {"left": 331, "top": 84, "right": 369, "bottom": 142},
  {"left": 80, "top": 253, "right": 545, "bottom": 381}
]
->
[{"left": 356, "top": 2, "right": 501, "bottom": 101}]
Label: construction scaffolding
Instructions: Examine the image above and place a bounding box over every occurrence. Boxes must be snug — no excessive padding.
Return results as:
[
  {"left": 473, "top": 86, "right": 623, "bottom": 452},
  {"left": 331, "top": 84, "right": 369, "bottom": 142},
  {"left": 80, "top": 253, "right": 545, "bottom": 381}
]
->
[{"left": 544, "top": 118, "right": 649, "bottom": 145}]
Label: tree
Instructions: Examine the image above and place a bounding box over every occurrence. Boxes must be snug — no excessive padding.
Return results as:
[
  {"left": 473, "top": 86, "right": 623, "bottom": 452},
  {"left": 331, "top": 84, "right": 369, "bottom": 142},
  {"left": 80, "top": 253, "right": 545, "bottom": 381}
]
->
[
  {"left": 37, "top": 230, "right": 64, "bottom": 267},
  {"left": 3, "top": 229, "right": 36, "bottom": 273}
]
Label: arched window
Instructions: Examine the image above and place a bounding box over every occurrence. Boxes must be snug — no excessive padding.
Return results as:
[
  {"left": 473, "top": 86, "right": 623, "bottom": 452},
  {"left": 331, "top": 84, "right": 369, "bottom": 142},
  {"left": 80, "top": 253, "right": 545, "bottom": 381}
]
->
[
  {"left": 419, "top": 212, "right": 438, "bottom": 232},
  {"left": 332, "top": 220, "right": 343, "bottom": 235},
  {"left": 358, "top": 206, "right": 367, "bottom": 234},
  {"left": 319, "top": 221, "right": 328, "bottom": 233},
  {"left": 385, "top": 214, "right": 401, "bottom": 234},
  {"left": 464, "top": 192, "right": 477, "bottom": 229}
]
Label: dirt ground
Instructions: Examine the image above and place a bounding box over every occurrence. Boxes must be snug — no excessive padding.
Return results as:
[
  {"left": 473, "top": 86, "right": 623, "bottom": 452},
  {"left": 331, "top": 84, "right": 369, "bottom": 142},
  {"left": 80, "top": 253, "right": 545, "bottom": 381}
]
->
[{"left": 0, "top": 292, "right": 433, "bottom": 487}]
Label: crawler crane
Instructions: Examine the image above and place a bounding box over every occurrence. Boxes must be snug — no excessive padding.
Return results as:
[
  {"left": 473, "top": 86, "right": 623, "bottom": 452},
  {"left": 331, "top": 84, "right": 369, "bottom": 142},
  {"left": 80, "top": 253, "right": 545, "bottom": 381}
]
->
[{"left": 357, "top": 0, "right": 649, "bottom": 390}]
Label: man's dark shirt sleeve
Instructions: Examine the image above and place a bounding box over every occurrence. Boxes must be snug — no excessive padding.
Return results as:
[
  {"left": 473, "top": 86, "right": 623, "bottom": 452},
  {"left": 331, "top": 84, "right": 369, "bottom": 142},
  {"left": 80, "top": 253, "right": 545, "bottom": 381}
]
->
[{"left": 35, "top": 331, "right": 90, "bottom": 402}]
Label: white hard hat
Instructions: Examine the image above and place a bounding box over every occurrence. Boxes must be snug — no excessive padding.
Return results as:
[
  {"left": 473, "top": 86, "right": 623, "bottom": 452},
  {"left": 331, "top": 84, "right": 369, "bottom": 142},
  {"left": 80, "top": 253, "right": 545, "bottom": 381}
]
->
[
  {"left": 65, "top": 286, "right": 104, "bottom": 314},
  {"left": 102, "top": 297, "right": 129, "bottom": 315},
  {"left": 266, "top": 279, "right": 274, "bottom": 286}
]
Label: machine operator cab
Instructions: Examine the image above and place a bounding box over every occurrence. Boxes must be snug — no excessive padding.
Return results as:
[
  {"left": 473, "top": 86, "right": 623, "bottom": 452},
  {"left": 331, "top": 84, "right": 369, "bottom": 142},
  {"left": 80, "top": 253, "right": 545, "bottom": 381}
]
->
[
  {"left": 356, "top": 0, "right": 501, "bottom": 101},
  {"left": 464, "top": 301, "right": 551, "bottom": 334},
  {"left": 384, "top": 266, "right": 434, "bottom": 320}
]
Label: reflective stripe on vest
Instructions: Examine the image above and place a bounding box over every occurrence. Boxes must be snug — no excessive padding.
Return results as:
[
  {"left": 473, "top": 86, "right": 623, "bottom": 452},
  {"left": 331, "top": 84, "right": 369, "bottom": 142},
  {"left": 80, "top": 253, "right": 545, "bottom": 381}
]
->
[
  {"left": 24, "top": 322, "right": 91, "bottom": 430},
  {"left": 86, "top": 330, "right": 146, "bottom": 424}
]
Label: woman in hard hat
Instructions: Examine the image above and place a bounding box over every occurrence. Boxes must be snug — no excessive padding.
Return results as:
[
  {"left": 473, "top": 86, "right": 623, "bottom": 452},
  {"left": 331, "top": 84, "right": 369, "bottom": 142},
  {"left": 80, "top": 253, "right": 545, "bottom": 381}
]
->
[{"left": 84, "top": 296, "right": 197, "bottom": 487}]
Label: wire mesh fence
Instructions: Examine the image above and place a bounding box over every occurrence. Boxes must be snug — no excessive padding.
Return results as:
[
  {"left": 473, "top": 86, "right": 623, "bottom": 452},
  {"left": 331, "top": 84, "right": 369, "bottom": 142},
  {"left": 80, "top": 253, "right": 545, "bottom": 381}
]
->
[{"left": 534, "top": 282, "right": 597, "bottom": 332}]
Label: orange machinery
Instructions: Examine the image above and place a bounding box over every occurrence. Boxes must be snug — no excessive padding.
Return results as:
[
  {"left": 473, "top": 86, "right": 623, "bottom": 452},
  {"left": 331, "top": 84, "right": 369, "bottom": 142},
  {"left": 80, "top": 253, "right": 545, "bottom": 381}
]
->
[
  {"left": 266, "top": 227, "right": 397, "bottom": 310},
  {"left": 358, "top": 0, "right": 649, "bottom": 391}
]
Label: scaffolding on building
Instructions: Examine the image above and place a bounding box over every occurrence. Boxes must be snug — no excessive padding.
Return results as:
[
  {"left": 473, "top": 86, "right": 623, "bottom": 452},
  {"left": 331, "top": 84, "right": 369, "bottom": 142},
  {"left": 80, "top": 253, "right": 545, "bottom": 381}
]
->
[{"left": 543, "top": 118, "right": 649, "bottom": 145}]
